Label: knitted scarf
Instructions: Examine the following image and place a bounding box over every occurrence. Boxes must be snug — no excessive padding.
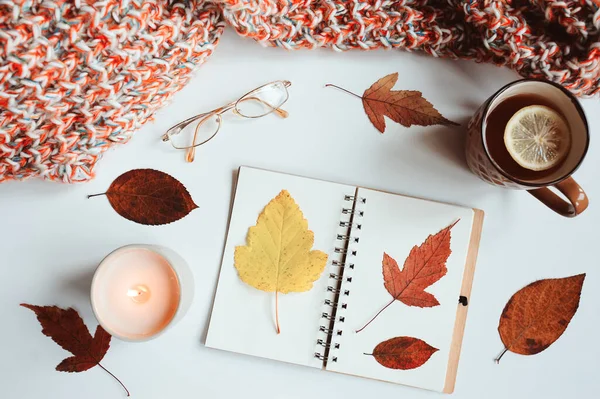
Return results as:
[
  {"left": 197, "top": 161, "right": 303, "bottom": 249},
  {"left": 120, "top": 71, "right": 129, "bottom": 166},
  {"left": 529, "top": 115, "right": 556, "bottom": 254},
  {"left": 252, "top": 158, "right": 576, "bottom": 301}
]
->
[{"left": 1, "top": 0, "right": 598, "bottom": 183}]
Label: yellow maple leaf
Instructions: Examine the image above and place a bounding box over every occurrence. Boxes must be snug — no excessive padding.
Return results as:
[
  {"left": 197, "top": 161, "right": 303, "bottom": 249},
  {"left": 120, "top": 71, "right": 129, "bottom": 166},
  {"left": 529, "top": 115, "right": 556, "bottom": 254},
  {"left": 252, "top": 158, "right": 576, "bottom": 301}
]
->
[{"left": 235, "top": 189, "right": 328, "bottom": 334}]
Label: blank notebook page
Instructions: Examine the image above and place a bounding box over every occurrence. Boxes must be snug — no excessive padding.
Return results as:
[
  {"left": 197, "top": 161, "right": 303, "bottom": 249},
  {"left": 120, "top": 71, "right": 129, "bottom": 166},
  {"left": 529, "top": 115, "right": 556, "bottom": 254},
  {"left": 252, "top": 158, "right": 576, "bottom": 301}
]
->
[
  {"left": 206, "top": 167, "right": 355, "bottom": 368},
  {"left": 326, "top": 187, "right": 474, "bottom": 392}
]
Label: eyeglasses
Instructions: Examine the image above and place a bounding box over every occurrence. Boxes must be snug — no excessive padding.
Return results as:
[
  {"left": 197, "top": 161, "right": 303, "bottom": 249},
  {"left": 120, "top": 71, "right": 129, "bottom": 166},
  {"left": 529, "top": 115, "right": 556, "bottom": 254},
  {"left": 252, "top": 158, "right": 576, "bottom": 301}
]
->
[{"left": 162, "top": 80, "right": 291, "bottom": 162}]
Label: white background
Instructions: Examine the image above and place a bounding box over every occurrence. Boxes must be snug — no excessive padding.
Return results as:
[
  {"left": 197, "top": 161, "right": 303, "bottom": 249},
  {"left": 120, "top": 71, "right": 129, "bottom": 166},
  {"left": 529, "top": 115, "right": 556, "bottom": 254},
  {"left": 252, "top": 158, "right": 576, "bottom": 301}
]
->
[{"left": 1, "top": 30, "right": 598, "bottom": 399}]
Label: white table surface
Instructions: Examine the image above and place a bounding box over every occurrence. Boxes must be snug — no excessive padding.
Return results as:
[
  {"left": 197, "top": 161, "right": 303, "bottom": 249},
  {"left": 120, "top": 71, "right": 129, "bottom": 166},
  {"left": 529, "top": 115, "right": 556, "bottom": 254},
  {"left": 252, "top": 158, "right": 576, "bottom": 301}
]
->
[{"left": 1, "top": 31, "right": 598, "bottom": 399}]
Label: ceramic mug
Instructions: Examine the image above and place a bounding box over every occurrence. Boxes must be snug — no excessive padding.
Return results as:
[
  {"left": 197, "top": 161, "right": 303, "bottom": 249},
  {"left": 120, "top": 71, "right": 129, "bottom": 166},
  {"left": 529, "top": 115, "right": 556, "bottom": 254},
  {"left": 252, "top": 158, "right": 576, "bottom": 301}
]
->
[{"left": 466, "top": 79, "right": 590, "bottom": 217}]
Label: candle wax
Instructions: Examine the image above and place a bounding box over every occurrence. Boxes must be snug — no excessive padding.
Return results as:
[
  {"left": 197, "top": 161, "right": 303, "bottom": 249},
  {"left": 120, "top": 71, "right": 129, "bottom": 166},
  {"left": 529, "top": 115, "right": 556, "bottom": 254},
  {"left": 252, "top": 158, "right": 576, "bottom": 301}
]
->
[{"left": 92, "top": 248, "right": 181, "bottom": 339}]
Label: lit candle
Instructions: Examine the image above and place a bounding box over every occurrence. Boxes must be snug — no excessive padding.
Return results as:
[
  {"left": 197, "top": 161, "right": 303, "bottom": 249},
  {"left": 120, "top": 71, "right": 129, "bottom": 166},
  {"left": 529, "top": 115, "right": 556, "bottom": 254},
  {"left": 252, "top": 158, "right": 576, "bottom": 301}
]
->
[{"left": 91, "top": 245, "right": 193, "bottom": 341}]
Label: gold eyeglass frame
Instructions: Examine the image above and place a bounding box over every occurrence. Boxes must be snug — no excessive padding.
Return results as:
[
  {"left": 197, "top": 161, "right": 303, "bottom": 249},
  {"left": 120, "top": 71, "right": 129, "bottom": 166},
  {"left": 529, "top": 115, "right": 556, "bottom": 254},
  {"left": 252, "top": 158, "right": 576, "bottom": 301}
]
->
[{"left": 162, "top": 80, "right": 291, "bottom": 162}]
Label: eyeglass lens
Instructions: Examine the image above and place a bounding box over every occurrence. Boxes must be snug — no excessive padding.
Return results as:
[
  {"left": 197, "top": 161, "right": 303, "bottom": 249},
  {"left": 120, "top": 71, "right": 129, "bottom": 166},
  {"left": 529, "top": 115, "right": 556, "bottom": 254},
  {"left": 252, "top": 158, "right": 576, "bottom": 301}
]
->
[
  {"left": 235, "top": 81, "right": 288, "bottom": 118},
  {"left": 170, "top": 114, "right": 221, "bottom": 149}
]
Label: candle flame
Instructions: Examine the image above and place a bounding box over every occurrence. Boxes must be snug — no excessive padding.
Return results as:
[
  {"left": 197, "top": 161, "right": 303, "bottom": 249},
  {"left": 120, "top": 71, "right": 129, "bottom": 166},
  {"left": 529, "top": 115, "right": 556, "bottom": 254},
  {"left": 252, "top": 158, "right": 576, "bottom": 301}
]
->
[{"left": 127, "top": 284, "right": 151, "bottom": 304}]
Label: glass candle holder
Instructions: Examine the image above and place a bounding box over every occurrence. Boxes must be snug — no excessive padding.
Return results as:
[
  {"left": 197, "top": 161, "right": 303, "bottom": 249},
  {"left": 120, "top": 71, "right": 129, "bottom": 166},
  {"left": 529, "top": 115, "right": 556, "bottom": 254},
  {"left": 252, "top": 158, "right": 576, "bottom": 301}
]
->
[{"left": 91, "top": 244, "right": 194, "bottom": 341}]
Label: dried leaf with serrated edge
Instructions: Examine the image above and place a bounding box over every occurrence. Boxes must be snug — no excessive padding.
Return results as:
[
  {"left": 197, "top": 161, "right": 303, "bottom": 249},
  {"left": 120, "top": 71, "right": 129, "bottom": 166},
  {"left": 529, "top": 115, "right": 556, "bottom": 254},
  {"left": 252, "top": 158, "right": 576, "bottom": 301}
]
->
[
  {"left": 326, "top": 73, "right": 459, "bottom": 133},
  {"left": 495, "top": 274, "right": 585, "bottom": 363},
  {"left": 234, "top": 189, "right": 328, "bottom": 334},
  {"left": 88, "top": 168, "right": 198, "bottom": 225},
  {"left": 21, "top": 304, "right": 129, "bottom": 396},
  {"left": 365, "top": 336, "right": 439, "bottom": 370},
  {"left": 356, "top": 220, "right": 458, "bottom": 333}
]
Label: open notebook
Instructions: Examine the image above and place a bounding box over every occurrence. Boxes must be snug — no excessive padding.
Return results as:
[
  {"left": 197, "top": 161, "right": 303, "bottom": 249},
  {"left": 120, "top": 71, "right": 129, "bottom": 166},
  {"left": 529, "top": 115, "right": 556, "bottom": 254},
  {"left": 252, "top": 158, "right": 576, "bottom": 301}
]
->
[{"left": 206, "top": 167, "right": 484, "bottom": 393}]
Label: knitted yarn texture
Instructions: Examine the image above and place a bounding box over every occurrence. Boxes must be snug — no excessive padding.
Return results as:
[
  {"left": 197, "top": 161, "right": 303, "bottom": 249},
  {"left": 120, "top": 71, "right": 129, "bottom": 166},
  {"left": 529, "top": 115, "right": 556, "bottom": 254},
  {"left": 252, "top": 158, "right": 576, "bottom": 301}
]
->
[
  {"left": 220, "top": 0, "right": 600, "bottom": 96},
  {"left": 0, "top": 0, "right": 224, "bottom": 182},
  {"left": 1, "top": 0, "right": 599, "bottom": 183}
]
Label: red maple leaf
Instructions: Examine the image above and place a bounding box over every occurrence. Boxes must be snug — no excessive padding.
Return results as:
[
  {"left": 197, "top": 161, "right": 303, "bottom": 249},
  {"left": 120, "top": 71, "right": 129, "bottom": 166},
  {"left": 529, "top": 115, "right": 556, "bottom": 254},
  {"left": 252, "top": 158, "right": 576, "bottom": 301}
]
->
[
  {"left": 356, "top": 220, "right": 458, "bottom": 333},
  {"left": 21, "top": 304, "right": 129, "bottom": 396}
]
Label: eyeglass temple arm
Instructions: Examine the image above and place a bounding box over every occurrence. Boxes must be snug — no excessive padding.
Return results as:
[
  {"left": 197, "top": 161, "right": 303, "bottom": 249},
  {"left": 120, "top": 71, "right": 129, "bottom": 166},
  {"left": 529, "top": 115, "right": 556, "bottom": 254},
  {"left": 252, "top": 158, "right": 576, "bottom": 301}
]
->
[{"left": 185, "top": 107, "right": 231, "bottom": 163}]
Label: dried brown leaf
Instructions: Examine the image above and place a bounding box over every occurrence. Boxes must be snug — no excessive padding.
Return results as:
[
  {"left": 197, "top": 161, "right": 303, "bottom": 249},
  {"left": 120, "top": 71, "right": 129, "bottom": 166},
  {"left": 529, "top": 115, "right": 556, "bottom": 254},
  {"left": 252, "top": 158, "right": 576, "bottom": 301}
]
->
[
  {"left": 362, "top": 73, "right": 459, "bottom": 132},
  {"left": 89, "top": 168, "right": 198, "bottom": 225},
  {"left": 326, "top": 73, "right": 459, "bottom": 133},
  {"left": 496, "top": 274, "right": 585, "bottom": 362},
  {"left": 21, "top": 304, "right": 129, "bottom": 396}
]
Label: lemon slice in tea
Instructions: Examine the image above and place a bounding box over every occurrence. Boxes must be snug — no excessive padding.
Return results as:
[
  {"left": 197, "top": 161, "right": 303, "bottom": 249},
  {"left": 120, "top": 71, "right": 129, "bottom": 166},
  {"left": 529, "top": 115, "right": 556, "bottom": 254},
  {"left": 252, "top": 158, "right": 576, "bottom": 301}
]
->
[{"left": 503, "top": 105, "right": 571, "bottom": 171}]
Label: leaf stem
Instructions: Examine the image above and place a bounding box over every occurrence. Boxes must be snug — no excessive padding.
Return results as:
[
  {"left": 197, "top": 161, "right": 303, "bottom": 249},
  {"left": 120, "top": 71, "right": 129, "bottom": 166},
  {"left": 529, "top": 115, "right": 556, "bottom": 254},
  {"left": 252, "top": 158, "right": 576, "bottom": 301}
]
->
[
  {"left": 98, "top": 363, "right": 130, "bottom": 397},
  {"left": 355, "top": 298, "right": 395, "bottom": 333},
  {"left": 275, "top": 291, "right": 281, "bottom": 334},
  {"left": 324, "top": 84, "right": 363, "bottom": 100},
  {"left": 87, "top": 193, "right": 106, "bottom": 199},
  {"left": 494, "top": 348, "right": 508, "bottom": 364}
]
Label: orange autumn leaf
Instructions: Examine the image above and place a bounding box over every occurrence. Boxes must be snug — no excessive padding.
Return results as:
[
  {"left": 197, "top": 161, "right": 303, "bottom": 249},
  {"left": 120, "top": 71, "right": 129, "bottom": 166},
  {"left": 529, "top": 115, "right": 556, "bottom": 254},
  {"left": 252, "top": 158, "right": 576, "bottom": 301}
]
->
[
  {"left": 327, "top": 73, "right": 459, "bottom": 133},
  {"left": 356, "top": 220, "right": 458, "bottom": 333},
  {"left": 496, "top": 274, "right": 585, "bottom": 362}
]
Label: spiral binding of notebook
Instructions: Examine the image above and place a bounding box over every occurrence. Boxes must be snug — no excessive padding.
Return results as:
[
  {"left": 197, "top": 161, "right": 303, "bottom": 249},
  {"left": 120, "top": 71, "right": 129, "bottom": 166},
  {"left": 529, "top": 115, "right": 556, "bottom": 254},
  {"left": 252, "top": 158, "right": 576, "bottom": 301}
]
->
[{"left": 314, "top": 194, "right": 366, "bottom": 366}]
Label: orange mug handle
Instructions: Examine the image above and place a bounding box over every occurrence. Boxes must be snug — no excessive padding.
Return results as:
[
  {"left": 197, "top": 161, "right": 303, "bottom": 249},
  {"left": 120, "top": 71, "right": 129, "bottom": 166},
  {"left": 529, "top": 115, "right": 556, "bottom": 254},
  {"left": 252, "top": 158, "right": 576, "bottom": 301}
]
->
[{"left": 528, "top": 177, "right": 589, "bottom": 217}]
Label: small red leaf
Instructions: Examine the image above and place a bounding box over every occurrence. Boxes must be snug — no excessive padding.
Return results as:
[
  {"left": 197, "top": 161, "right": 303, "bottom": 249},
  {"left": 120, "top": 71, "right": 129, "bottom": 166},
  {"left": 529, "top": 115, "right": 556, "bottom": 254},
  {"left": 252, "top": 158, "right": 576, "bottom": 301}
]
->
[{"left": 367, "top": 336, "right": 438, "bottom": 370}]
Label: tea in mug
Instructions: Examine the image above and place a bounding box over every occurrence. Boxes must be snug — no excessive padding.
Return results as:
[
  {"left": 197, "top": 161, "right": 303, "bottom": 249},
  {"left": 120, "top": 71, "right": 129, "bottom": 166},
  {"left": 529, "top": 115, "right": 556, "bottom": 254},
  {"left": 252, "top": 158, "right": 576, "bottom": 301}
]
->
[{"left": 484, "top": 94, "right": 571, "bottom": 181}]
